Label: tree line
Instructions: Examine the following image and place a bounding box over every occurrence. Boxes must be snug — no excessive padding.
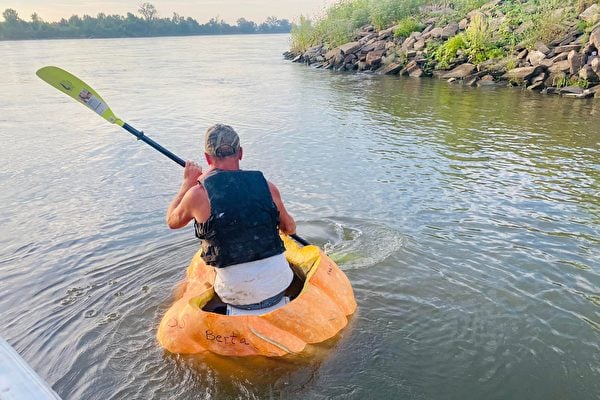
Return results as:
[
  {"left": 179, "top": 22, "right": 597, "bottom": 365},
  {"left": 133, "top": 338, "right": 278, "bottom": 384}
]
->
[{"left": 0, "top": 3, "right": 292, "bottom": 40}]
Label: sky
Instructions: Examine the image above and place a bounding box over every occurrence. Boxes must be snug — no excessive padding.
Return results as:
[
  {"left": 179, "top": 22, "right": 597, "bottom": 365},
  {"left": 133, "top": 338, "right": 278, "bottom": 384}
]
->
[{"left": 2, "top": 0, "right": 338, "bottom": 23}]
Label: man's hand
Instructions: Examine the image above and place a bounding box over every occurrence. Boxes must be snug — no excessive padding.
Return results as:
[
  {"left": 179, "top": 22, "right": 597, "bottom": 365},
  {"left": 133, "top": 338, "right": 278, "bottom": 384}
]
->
[
  {"left": 182, "top": 160, "right": 203, "bottom": 190},
  {"left": 167, "top": 160, "right": 202, "bottom": 229}
]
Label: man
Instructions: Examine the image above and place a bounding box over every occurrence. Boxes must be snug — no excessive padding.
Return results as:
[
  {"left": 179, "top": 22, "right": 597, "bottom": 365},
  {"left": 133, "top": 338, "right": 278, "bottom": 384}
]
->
[{"left": 166, "top": 124, "right": 296, "bottom": 314}]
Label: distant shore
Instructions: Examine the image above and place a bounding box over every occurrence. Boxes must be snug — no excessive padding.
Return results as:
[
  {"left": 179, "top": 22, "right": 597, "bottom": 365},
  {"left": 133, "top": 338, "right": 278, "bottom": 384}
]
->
[{"left": 0, "top": 6, "right": 291, "bottom": 41}]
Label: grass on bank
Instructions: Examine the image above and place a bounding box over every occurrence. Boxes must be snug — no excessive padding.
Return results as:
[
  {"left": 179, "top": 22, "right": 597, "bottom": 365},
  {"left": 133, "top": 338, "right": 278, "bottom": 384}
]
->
[{"left": 291, "top": 0, "right": 600, "bottom": 66}]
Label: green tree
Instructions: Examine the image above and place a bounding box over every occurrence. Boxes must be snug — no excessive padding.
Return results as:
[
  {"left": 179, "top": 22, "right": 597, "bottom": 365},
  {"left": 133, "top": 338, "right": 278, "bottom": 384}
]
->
[
  {"left": 2, "top": 8, "right": 20, "bottom": 23},
  {"left": 138, "top": 3, "right": 157, "bottom": 21},
  {"left": 236, "top": 17, "right": 257, "bottom": 33},
  {"left": 2, "top": 8, "right": 31, "bottom": 39},
  {"left": 259, "top": 16, "right": 291, "bottom": 33}
]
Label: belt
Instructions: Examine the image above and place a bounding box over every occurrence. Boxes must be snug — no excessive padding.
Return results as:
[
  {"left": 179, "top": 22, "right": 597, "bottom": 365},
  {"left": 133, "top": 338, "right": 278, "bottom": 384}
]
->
[{"left": 231, "top": 291, "right": 286, "bottom": 310}]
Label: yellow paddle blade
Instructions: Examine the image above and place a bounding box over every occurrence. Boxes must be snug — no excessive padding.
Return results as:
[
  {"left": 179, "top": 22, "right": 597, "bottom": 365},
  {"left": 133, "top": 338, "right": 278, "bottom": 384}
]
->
[{"left": 36, "top": 66, "right": 124, "bottom": 126}]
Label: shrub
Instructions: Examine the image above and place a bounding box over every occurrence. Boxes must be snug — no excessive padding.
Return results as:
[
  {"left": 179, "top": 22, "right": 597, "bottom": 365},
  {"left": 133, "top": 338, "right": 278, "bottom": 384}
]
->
[
  {"left": 434, "top": 34, "right": 467, "bottom": 68},
  {"left": 394, "top": 17, "right": 424, "bottom": 38},
  {"left": 433, "top": 13, "right": 505, "bottom": 67},
  {"left": 290, "top": 15, "right": 317, "bottom": 53},
  {"left": 462, "top": 13, "right": 505, "bottom": 64},
  {"left": 315, "top": 17, "right": 355, "bottom": 47},
  {"left": 572, "top": 77, "right": 590, "bottom": 89}
]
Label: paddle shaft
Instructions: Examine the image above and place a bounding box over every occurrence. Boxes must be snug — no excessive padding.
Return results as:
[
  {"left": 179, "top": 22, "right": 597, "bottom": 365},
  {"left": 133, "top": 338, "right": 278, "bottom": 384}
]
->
[
  {"left": 290, "top": 234, "right": 309, "bottom": 246},
  {"left": 122, "top": 123, "right": 308, "bottom": 246},
  {"left": 122, "top": 122, "right": 185, "bottom": 167}
]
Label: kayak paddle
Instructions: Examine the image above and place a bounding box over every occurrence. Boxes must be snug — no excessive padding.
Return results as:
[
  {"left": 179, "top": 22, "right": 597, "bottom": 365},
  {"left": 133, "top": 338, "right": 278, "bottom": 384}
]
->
[
  {"left": 36, "top": 66, "right": 309, "bottom": 246},
  {"left": 36, "top": 66, "right": 185, "bottom": 167}
]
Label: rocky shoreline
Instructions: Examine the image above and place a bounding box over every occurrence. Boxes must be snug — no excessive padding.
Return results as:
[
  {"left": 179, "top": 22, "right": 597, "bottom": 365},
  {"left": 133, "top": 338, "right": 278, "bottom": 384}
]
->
[{"left": 284, "top": 2, "right": 600, "bottom": 99}]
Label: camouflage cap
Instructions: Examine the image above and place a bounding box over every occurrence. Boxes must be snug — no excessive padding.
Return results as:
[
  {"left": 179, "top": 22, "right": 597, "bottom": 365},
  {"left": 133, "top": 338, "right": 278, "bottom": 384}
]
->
[{"left": 204, "top": 124, "right": 240, "bottom": 158}]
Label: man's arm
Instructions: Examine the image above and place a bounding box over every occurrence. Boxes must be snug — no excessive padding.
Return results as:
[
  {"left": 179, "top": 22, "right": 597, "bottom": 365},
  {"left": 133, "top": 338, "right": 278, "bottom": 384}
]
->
[
  {"left": 268, "top": 181, "right": 296, "bottom": 235},
  {"left": 166, "top": 161, "right": 202, "bottom": 229}
]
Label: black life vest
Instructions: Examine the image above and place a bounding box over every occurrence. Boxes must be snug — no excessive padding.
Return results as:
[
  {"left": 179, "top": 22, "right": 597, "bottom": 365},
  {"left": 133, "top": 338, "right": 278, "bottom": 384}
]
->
[{"left": 194, "top": 169, "right": 285, "bottom": 268}]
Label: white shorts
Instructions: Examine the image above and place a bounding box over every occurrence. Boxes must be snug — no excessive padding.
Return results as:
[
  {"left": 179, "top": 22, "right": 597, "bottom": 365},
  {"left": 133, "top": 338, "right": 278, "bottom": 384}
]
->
[{"left": 214, "top": 253, "right": 293, "bottom": 306}]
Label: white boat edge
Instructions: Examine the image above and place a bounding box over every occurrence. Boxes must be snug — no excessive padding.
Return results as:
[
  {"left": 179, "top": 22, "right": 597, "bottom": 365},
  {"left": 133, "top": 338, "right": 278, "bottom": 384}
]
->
[{"left": 0, "top": 337, "right": 62, "bottom": 400}]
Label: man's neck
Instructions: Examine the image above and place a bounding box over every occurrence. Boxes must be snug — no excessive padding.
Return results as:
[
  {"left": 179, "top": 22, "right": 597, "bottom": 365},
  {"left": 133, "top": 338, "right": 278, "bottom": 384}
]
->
[{"left": 211, "top": 159, "right": 240, "bottom": 171}]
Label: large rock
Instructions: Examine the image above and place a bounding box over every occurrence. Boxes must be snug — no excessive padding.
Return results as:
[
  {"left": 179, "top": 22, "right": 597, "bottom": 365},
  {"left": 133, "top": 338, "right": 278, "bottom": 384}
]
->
[
  {"left": 339, "top": 41, "right": 361, "bottom": 55},
  {"left": 579, "top": 4, "right": 600, "bottom": 23},
  {"left": 325, "top": 48, "right": 344, "bottom": 66},
  {"left": 360, "top": 43, "right": 374, "bottom": 54},
  {"left": 568, "top": 50, "right": 584, "bottom": 74},
  {"left": 592, "top": 57, "right": 600, "bottom": 74},
  {"left": 527, "top": 50, "right": 547, "bottom": 66},
  {"left": 583, "top": 42, "right": 596, "bottom": 54},
  {"left": 302, "top": 45, "right": 325, "bottom": 64},
  {"left": 502, "top": 66, "right": 546, "bottom": 83},
  {"left": 441, "top": 22, "right": 459, "bottom": 39},
  {"left": 584, "top": 85, "right": 600, "bottom": 97},
  {"left": 304, "top": 44, "right": 323, "bottom": 55},
  {"left": 562, "top": 91, "right": 595, "bottom": 99},
  {"left": 517, "top": 49, "right": 528, "bottom": 60},
  {"left": 409, "top": 67, "right": 424, "bottom": 77},
  {"left": 360, "top": 32, "right": 378, "bottom": 43},
  {"left": 402, "top": 37, "right": 417, "bottom": 52},
  {"left": 344, "top": 54, "right": 357, "bottom": 63},
  {"left": 554, "top": 44, "right": 581, "bottom": 53},
  {"left": 550, "top": 30, "right": 577, "bottom": 47},
  {"left": 477, "top": 75, "right": 497, "bottom": 86},
  {"left": 527, "top": 80, "right": 545, "bottom": 91},
  {"left": 378, "top": 27, "right": 394, "bottom": 39},
  {"left": 531, "top": 71, "right": 546, "bottom": 83},
  {"left": 579, "top": 65, "right": 599, "bottom": 82},
  {"left": 534, "top": 42, "right": 551, "bottom": 55},
  {"left": 467, "top": 10, "right": 485, "bottom": 20},
  {"left": 545, "top": 71, "right": 565, "bottom": 87},
  {"left": 358, "top": 29, "right": 375, "bottom": 37},
  {"left": 549, "top": 60, "right": 570, "bottom": 73},
  {"left": 590, "top": 27, "right": 600, "bottom": 50},
  {"left": 378, "top": 62, "right": 402, "bottom": 75},
  {"left": 442, "top": 63, "right": 476, "bottom": 79},
  {"left": 429, "top": 27, "right": 444, "bottom": 38},
  {"left": 560, "top": 86, "right": 584, "bottom": 94},
  {"left": 400, "top": 60, "right": 421, "bottom": 76},
  {"left": 414, "top": 39, "right": 426, "bottom": 51},
  {"left": 373, "top": 40, "right": 387, "bottom": 51},
  {"left": 366, "top": 50, "right": 385, "bottom": 67},
  {"left": 551, "top": 52, "right": 570, "bottom": 63},
  {"left": 477, "top": 57, "right": 509, "bottom": 73}
]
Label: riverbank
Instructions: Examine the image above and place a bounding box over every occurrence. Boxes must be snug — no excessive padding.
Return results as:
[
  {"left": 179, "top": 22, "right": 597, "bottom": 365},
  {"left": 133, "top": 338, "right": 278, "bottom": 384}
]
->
[
  {"left": 0, "top": 7, "right": 291, "bottom": 40},
  {"left": 284, "top": 1, "right": 600, "bottom": 99}
]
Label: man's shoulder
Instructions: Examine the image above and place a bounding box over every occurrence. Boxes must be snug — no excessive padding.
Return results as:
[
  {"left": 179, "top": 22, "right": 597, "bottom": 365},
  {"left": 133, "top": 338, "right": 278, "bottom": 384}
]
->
[{"left": 187, "top": 182, "right": 207, "bottom": 200}]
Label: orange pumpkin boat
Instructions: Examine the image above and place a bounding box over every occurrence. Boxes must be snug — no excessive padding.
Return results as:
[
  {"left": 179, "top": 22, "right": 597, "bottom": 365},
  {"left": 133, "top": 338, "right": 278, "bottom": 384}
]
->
[{"left": 157, "top": 236, "right": 356, "bottom": 357}]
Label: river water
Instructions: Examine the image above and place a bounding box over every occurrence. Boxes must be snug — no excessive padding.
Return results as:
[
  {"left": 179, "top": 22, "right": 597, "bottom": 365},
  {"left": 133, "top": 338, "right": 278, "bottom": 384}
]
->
[{"left": 0, "top": 34, "right": 598, "bottom": 399}]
